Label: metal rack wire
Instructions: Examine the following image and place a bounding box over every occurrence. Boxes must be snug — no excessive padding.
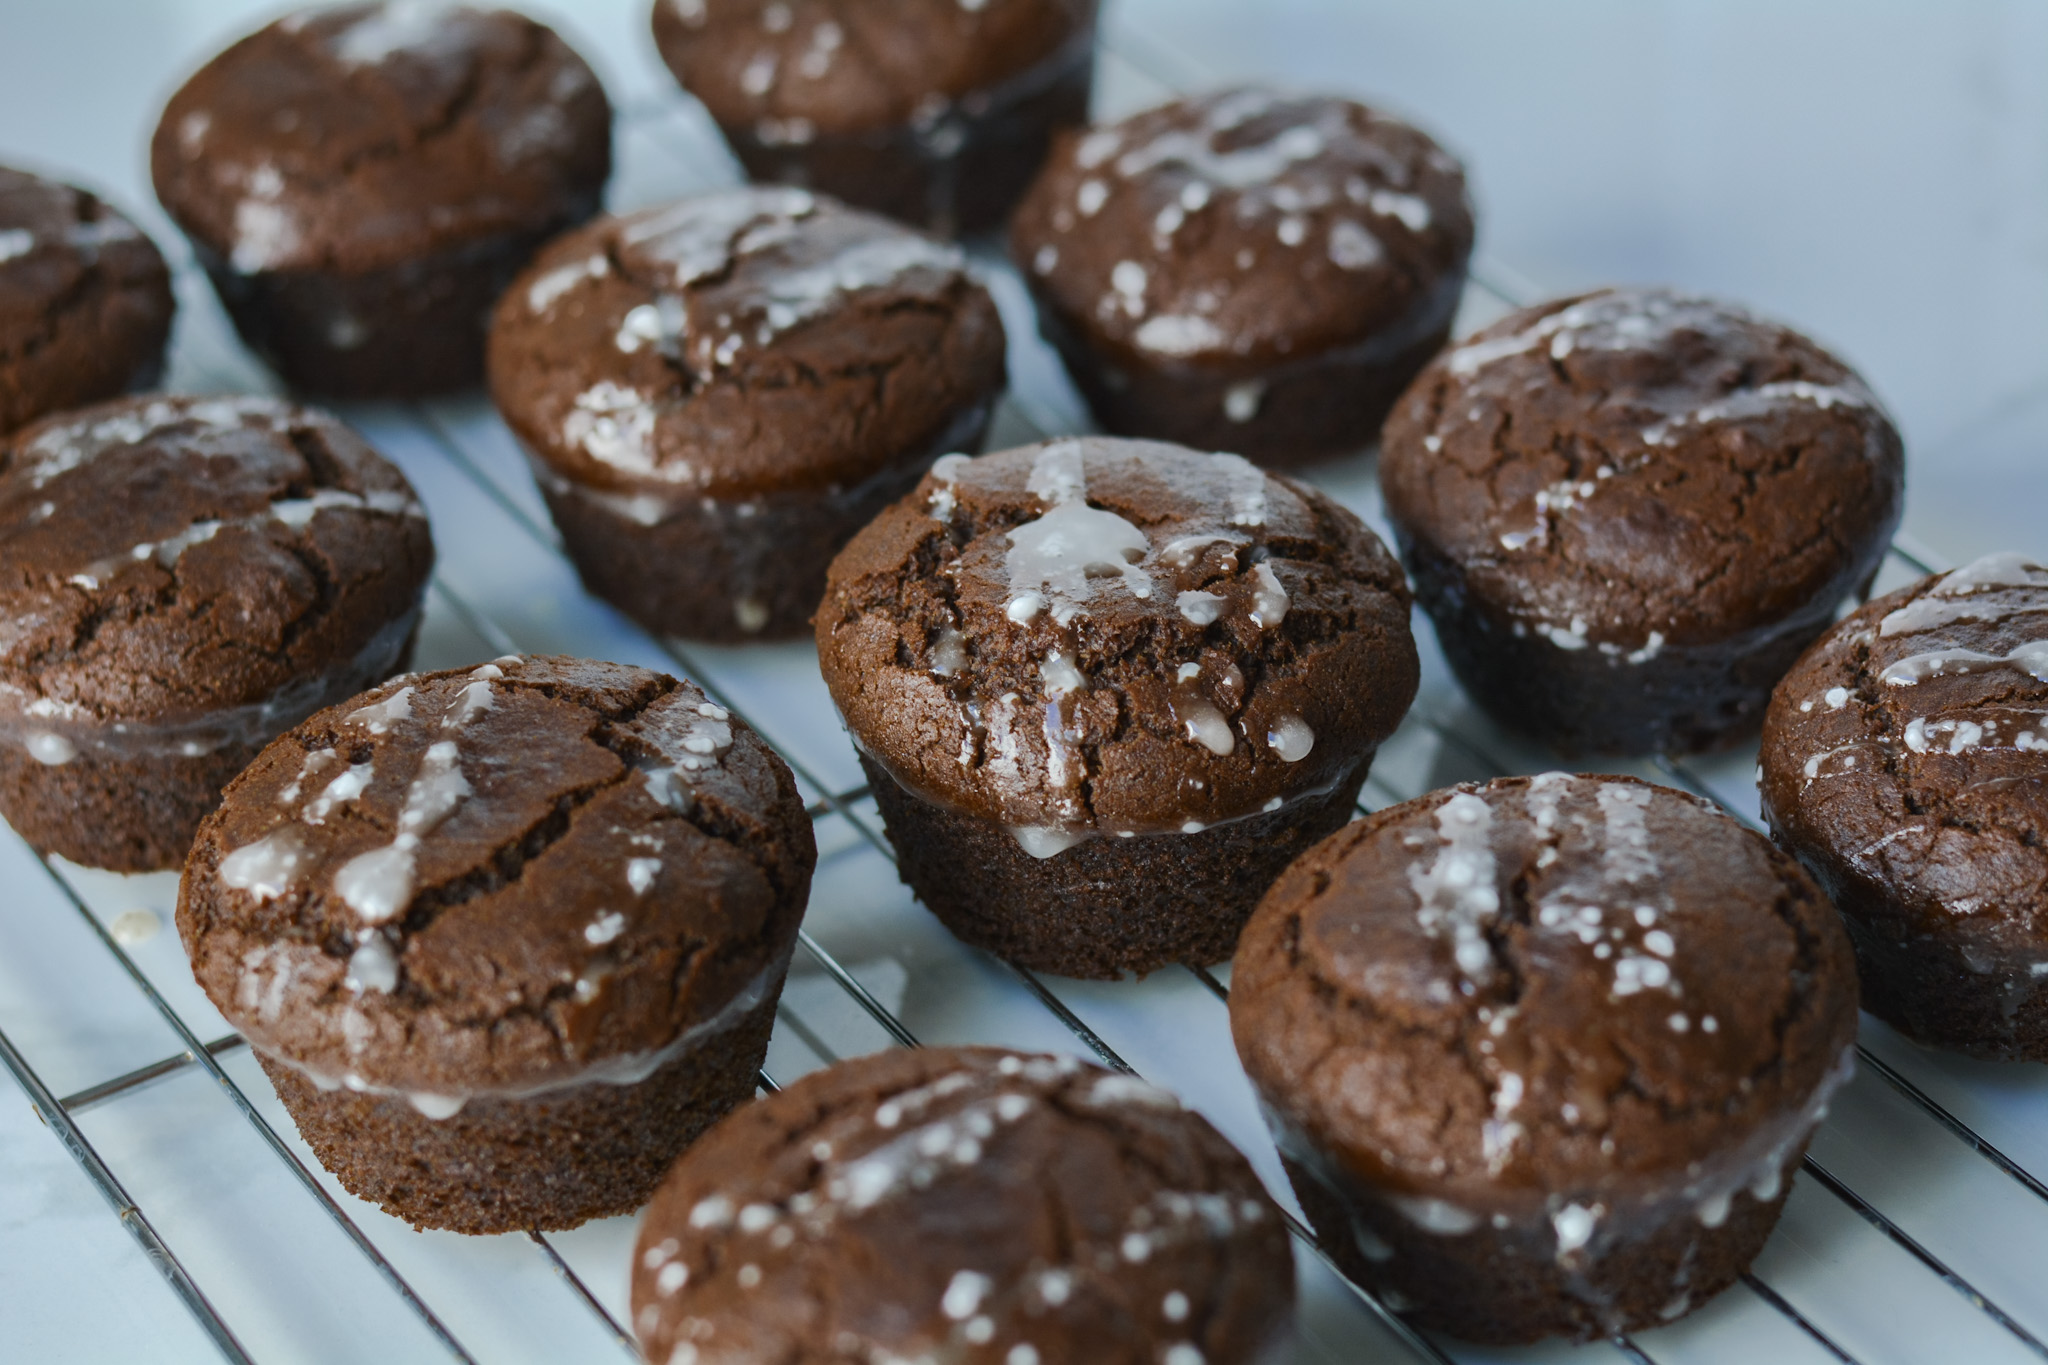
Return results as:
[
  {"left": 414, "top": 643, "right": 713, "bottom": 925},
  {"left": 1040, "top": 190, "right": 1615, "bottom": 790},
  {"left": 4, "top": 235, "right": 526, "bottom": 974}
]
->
[{"left": 5, "top": 14, "right": 2047, "bottom": 1365}]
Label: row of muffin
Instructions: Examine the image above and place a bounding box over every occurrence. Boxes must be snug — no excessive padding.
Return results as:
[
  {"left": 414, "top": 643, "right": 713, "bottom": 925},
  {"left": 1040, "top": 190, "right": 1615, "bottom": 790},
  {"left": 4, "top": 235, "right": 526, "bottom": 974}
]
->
[
  {"left": 2, "top": 0, "right": 1908, "bottom": 751},
  {"left": 160, "top": 644, "right": 1855, "bottom": 1349},
  {"left": 156, "top": 639, "right": 1946, "bottom": 1349},
  {"left": 7, "top": 179, "right": 2032, "bottom": 1067},
  {"left": 3, "top": 393, "right": 2038, "bottom": 1350}
]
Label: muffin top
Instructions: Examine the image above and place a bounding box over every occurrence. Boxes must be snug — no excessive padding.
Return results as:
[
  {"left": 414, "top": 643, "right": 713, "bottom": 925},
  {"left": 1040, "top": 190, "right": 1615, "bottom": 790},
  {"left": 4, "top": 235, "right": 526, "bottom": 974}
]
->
[
  {"left": 151, "top": 3, "right": 611, "bottom": 274},
  {"left": 1010, "top": 89, "right": 1473, "bottom": 372},
  {"left": 651, "top": 0, "right": 1096, "bottom": 137},
  {"left": 178, "top": 655, "right": 815, "bottom": 1101},
  {"left": 0, "top": 395, "right": 432, "bottom": 756},
  {"left": 0, "top": 166, "right": 175, "bottom": 435},
  {"left": 817, "top": 436, "right": 1416, "bottom": 838},
  {"left": 1761, "top": 553, "right": 2048, "bottom": 954},
  {"left": 1381, "top": 288, "right": 1905, "bottom": 654},
  {"left": 1232, "top": 774, "right": 1858, "bottom": 1226},
  {"left": 632, "top": 1046, "right": 1292, "bottom": 1365},
  {"left": 491, "top": 187, "right": 1005, "bottom": 502}
]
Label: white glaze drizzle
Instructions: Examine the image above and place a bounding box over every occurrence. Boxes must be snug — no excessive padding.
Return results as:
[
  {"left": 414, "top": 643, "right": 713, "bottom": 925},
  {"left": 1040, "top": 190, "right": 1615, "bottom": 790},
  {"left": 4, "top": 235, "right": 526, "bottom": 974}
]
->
[
  {"left": 1409, "top": 792, "right": 1499, "bottom": 982},
  {"left": 16, "top": 396, "right": 298, "bottom": 489},
  {"left": 332, "top": 738, "right": 472, "bottom": 925},
  {"left": 219, "top": 826, "right": 315, "bottom": 902},
  {"left": 1881, "top": 643, "right": 2048, "bottom": 688},
  {"left": 1640, "top": 381, "right": 1873, "bottom": 447},
  {"left": 1003, "top": 441, "right": 1153, "bottom": 625},
  {"left": 1878, "top": 552, "right": 2048, "bottom": 637},
  {"left": 64, "top": 487, "right": 423, "bottom": 592},
  {"left": 526, "top": 253, "right": 608, "bottom": 313},
  {"left": 329, "top": 0, "right": 461, "bottom": 67}
]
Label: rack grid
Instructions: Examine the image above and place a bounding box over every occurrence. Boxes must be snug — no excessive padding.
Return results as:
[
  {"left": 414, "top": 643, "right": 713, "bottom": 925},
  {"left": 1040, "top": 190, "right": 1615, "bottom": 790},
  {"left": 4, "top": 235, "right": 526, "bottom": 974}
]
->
[{"left": 5, "top": 12, "right": 2048, "bottom": 1365}]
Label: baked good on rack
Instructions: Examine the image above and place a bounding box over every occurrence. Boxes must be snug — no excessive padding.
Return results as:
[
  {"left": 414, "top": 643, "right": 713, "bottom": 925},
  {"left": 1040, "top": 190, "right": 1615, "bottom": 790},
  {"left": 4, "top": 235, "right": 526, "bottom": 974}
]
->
[
  {"left": 1231, "top": 773, "right": 1858, "bottom": 1344},
  {"left": 631, "top": 1046, "right": 1293, "bottom": 1364},
  {"left": 178, "top": 655, "right": 816, "bottom": 1234},
  {"left": 0, "top": 165, "right": 174, "bottom": 437},
  {"left": 1761, "top": 553, "right": 2048, "bottom": 1061},
  {"left": 1009, "top": 88, "right": 1473, "bottom": 466},
  {"left": 0, "top": 396, "right": 432, "bottom": 871},
  {"left": 490, "top": 186, "right": 1005, "bottom": 642},
  {"left": 650, "top": 0, "right": 1096, "bottom": 237},
  {"left": 1380, "top": 286, "right": 1905, "bottom": 756},
  {"left": 151, "top": 3, "right": 610, "bottom": 398},
  {"left": 815, "top": 435, "right": 1417, "bottom": 978}
]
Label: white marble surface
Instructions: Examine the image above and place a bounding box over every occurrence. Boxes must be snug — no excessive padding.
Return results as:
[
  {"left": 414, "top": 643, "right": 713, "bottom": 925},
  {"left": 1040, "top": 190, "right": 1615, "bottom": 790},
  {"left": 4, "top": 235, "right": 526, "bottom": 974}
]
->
[{"left": 2, "top": 3, "right": 2045, "bottom": 1364}]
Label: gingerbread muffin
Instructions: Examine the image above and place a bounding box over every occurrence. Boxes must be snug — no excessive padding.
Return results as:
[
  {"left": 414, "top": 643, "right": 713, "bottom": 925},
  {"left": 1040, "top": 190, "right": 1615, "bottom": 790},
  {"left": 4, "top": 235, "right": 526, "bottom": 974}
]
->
[
  {"left": 0, "top": 165, "right": 174, "bottom": 437},
  {"left": 816, "top": 435, "right": 1417, "bottom": 978},
  {"left": 632, "top": 1047, "right": 1293, "bottom": 1365},
  {"left": 0, "top": 396, "right": 432, "bottom": 872},
  {"left": 152, "top": 3, "right": 611, "bottom": 397},
  {"left": 178, "top": 656, "right": 816, "bottom": 1234},
  {"left": 1231, "top": 774, "right": 1859, "bottom": 1344},
  {"left": 1010, "top": 88, "right": 1474, "bottom": 466},
  {"left": 1380, "top": 287, "right": 1905, "bottom": 755},
  {"left": 651, "top": 0, "right": 1097, "bottom": 237},
  {"left": 1762, "top": 552, "right": 2048, "bottom": 1061},
  {"left": 1228, "top": 777, "right": 1859, "bottom": 1342},
  {"left": 491, "top": 186, "right": 1005, "bottom": 642}
]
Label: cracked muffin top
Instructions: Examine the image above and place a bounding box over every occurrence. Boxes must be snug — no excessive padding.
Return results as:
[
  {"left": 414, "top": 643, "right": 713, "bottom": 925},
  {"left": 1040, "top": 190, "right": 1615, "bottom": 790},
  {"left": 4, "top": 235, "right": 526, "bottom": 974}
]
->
[
  {"left": 1380, "top": 287, "right": 1904, "bottom": 653},
  {"left": 150, "top": 2, "right": 611, "bottom": 275},
  {"left": 1232, "top": 774, "right": 1858, "bottom": 1219},
  {"left": 816, "top": 436, "right": 1417, "bottom": 836},
  {"left": 631, "top": 1045, "right": 1292, "bottom": 1365},
  {"left": 651, "top": 0, "right": 1096, "bottom": 137},
  {"left": 490, "top": 187, "right": 1006, "bottom": 501},
  {"left": 179, "top": 655, "right": 815, "bottom": 1096},
  {"left": 0, "top": 395, "right": 432, "bottom": 740},
  {"left": 1761, "top": 554, "right": 2048, "bottom": 961},
  {"left": 0, "top": 165, "right": 175, "bottom": 436},
  {"left": 1011, "top": 88, "right": 1473, "bottom": 372}
]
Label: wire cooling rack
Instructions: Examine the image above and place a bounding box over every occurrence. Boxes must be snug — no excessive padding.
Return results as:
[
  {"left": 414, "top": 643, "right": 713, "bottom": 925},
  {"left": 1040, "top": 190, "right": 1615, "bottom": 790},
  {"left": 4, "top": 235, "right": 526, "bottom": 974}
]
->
[{"left": 6, "top": 13, "right": 2048, "bottom": 1365}]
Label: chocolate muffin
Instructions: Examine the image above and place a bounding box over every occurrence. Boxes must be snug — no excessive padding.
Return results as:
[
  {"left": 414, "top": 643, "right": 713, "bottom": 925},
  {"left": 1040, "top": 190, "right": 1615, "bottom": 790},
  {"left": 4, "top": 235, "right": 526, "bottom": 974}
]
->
[
  {"left": 1010, "top": 88, "right": 1474, "bottom": 466},
  {"left": 0, "top": 396, "right": 432, "bottom": 872},
  {"left": 651, "top": 0, "right": 1096, "bottom": 237},
  {"left": 1761, "top": 552, "right": 2048, "bottom": 1061},
  {"left": 151, "top": 3, "right": 611, "bottom": 398},
  {"left": 0, "top": 166, "right": 174, "bottom": 437},
  {"left": 490, "top": 186, "right": 1005, "bottom": 642},
  {"left": 178, "top": 655, "right": 816, "bottom": 1234},
  {"left": 1232, "top": 773, "right": 1859, "bottom": 1344},
  {"left": 816, "top": 435, "right": 1418, "bottom": 978},
  {"left": 1381, "top": 287, "right": 1905, "bottom": 756},
  {"left": 632, "top": 1046, "right": 1293, "bottom": 1364}
]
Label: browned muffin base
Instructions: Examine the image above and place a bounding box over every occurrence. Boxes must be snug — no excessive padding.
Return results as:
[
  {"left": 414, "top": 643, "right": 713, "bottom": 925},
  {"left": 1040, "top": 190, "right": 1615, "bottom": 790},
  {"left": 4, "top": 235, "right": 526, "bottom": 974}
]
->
[
  {"left": 1402, "top": 536, "right": 1880, "bottom": 756},
  {"left": 0, "top": 741, "right": 261, "bottom": 873},
  {"left": 864, "top": 752, "right": 1368, "bottom": 978},
  {"left": 199, "top": 214, "right": 590, "bottom": 399},
  {"left": 260, "top": 990, "right": 780, "bottom": 1234},
  {"left": 1283, "top": 1151, "right": 1799, "bottom": 1344},
  {"left": 537, "top": 408, "right": 988, "bottom": 643},
  {"left": 718, "top": 38, "right": 1091, "bottom": 238},
  {"left": 0, "top": 629, "right": 418, "bottom": 872},
  {"left": 1833, "top": 906, "right": 2048, "bottom": 1062},
  {"left": 1038, "top": 284, "right": 1460, "bottom": 469}
]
